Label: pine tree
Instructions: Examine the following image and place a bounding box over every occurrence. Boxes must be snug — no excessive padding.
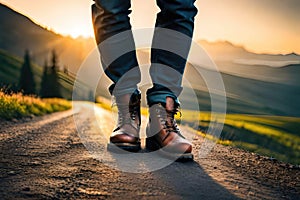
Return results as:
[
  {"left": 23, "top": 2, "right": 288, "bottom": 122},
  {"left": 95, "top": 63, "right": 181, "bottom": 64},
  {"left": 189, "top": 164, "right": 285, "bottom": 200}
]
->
[
  {"left": 19, "top": 50, "right": 36, "bottom": 95},
  {"left": 40, "top": 59, "right": 49, "bottom": 97},
  {"left": 63, "top": 65, "right": 68, "bottom": 75},
  {"left": 88, "top": 90, "right": 95, "bottom": 102},
  {"left": 49, "top": 50, "right": 62, "bottom": 98},
  {"left": 40, "top": 50, "right": 62, "bottom": 98}
]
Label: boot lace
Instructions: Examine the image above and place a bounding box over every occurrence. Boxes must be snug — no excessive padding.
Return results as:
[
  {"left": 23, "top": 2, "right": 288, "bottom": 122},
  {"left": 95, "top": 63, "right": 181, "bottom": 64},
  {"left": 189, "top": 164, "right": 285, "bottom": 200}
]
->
[
  {"left": 112, "top": 102, "right": 140, "bottom": 130},
  {"left": 156, "top": 104, "right": 184, "bottom": 140}
]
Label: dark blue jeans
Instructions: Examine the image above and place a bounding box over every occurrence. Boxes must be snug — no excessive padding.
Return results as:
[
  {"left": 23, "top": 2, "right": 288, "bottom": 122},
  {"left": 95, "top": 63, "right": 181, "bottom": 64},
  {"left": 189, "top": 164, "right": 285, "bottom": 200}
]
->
[{"left": 92, "top": 0, "right": 197, "bottom": 106}]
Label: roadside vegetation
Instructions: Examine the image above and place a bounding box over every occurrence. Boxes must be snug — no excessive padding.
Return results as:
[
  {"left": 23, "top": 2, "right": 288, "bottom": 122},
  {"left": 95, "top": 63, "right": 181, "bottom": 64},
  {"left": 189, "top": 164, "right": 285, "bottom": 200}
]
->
[
  {"left": 180, "top": 111, "right": 300, "bottom": 165},
  {"left": 0, "top": 91, "right": 71, "bottom": 120},
  {"left": 96, "top": 98, "right": 300, "bottom": 165}
]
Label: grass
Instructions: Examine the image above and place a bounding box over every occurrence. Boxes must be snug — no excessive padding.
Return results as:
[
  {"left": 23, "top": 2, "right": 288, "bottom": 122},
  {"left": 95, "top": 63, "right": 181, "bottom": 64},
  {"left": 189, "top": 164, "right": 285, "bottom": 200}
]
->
[
  {"left": 183, "top": 111, "right": 300, "bottom": 165},
  {"left": 96, "top": 98, "right": 300, "bottom": 165},
  {"left": 0, "top": 91, "right": 71, "bottom": 120}
]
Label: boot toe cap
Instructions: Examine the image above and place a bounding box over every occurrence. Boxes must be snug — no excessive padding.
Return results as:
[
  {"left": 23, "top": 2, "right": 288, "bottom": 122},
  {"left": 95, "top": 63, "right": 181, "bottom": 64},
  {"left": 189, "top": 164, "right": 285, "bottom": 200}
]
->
[
  {"left": 164, "top": 142, "right": 192, "bottom": 154},
  {"left": 110, "top": 132, "right": 139, "bottom": 144}
]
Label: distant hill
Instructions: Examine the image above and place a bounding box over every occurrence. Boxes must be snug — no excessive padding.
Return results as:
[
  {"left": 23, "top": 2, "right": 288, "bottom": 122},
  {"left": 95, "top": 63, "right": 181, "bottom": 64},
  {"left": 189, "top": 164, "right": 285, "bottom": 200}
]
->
[
  {"left": 199, "top": 40, "right": 300, "bottom": 65},
  {"left": 199, "top": 40, "right": 300, "bottom": 85},
  {"left": 135, "top": 50, "right": 300, "bottom": 117},
  {"left": 1, "top": 3, "right": 300, "bottom": 116},
  {"left": 0, "top": 3, "right": 95, "bottom": 73},
  {"left": 182, "top": 63, "right": 300, "bottom": 117},
  {"left": 1, "top": 2, "right": 299, "bottom": 77}
]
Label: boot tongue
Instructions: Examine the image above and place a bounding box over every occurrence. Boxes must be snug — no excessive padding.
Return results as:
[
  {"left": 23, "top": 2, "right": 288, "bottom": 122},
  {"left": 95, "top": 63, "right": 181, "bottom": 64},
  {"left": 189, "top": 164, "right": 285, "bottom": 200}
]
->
[
  {"left": 165, "top": 97, "right": 176, "bottom": 127},
  {"left": 116, "top": 94, "right": 130, "bottom": 105},
  {"left": 165, "top": 97, "right": 175, "bottom": 112}
]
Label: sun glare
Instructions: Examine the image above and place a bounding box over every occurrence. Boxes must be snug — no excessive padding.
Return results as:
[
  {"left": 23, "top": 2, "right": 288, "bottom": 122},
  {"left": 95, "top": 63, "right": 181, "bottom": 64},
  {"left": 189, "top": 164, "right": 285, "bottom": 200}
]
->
[{"left": 62, "top": 26, "right": 94, "bottom": 39}]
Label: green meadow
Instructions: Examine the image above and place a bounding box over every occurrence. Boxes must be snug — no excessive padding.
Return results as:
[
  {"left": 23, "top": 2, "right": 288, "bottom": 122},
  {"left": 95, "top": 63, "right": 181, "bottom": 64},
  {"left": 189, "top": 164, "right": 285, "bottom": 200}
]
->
[
  {"left": 180, "top": 110, "right": 300, "bottom": 165},
  {"left": 96, "top": 98, "right": 300, "bottom": 165}
]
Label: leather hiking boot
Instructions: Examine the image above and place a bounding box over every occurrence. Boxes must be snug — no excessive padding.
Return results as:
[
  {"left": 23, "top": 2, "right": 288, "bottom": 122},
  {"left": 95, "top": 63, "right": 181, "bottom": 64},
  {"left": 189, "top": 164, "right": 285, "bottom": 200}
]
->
[
  {"left": 146, "top": 97, "right": 193, "bottom": 161},
  {"left": 107, "top": 91, "right": 141, "bottom": 152}
]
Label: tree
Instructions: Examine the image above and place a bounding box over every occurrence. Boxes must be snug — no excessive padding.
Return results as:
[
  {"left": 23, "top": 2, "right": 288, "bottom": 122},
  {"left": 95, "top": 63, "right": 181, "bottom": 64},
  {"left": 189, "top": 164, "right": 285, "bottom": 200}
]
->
[
  {"left": 39, "top": 59, "right": 49, "bottom": 97},
  {"left": 39, "top": 50, "right": 62, "bottom": 98},
  {"left": 19, "top": 50, "right": 36, "bottom": 95},
  {"left": 63, "top": 65, "right": 68, "bottom": 75},
  {"left": 88, "top": 90, "right": 96, "bottom": 102}
]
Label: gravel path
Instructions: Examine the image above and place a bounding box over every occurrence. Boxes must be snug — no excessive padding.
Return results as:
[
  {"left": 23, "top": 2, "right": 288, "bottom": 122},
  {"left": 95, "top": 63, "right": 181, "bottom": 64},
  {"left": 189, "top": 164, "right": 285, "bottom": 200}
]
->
[{"left": 0, "top": 102, "right": 299, "bottom": 199}]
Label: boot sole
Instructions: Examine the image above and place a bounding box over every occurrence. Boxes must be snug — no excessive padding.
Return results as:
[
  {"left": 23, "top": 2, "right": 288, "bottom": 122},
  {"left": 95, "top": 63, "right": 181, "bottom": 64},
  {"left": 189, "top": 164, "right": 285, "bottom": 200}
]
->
[
  {"left": 107, "top": 142, "right": 141, "bottom": 153},
  {"left": 145, "top": 137, "right": 193, "bottom": 162}
]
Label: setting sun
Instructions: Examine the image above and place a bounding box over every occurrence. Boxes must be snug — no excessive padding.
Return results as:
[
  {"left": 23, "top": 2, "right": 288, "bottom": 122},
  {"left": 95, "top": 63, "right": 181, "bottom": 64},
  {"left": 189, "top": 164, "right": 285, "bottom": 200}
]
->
[{"left": 62, "top": 23, "right": 93, "bottom": 39}]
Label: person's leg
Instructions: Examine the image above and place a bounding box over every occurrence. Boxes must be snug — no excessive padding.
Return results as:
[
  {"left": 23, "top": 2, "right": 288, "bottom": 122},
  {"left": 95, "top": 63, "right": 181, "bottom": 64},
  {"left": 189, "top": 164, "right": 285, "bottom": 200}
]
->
[
  {"left": 146, "top": 0, "right": 197, "bottom": 160},
  {"left": 92, "top": 0, "right": 141, "bottom": 151},
  {"left": 147, "top": 0, "right": 197, "bottom": 106},
  {"left": 92, "top": 0, "right": 140, "bottom": 96}
]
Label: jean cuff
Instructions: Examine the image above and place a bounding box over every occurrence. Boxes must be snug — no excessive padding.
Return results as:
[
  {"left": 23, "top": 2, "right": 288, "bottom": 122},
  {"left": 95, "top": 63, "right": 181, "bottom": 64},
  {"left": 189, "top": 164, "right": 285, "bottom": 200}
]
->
[
  {"left": 147, "top": 91, "right": 180, "bottom": 107},
  {"left": 109, "top": 84, "right": 138, "bottom": 97}
]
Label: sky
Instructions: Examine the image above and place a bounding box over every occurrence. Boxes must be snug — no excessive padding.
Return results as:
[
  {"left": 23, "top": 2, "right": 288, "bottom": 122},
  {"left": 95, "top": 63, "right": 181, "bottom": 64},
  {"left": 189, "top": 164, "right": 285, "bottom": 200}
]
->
[{"left": 1, "top": 0, "right": 300, "bottom": 54}]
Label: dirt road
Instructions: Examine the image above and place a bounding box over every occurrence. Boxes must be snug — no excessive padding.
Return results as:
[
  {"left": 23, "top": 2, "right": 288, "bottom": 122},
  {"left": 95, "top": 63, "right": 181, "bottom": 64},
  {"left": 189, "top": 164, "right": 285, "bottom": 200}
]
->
[{"left": 0, "top": 102, "right": 299, "bottom": 199}]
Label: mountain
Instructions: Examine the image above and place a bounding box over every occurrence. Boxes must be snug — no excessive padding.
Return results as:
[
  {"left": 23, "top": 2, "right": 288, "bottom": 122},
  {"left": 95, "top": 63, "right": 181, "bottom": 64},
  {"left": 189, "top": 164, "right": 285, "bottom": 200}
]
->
[
  {"left": 182, "top": 63, "right": 300, "bottom": 116},
  {"left": 135, "top": 50, "right": 300, "bottom": 117},
  {"left": 1, "top": 3, "right": 300, "bottom": 116},
  {"left": 1, "top": 2, "right": 299, "bottom": 78},
  {"left": 199, "top": 40, "right": 300, "bottom": 65},
  {"left": 0, "top": 3, "right": 95, "bottom": 73},
  {"left": 199, "top": 40, "right": 300, "bottom": 85}
]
